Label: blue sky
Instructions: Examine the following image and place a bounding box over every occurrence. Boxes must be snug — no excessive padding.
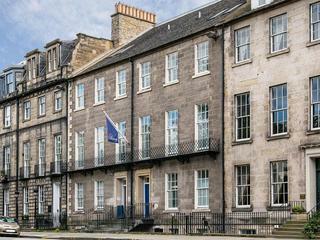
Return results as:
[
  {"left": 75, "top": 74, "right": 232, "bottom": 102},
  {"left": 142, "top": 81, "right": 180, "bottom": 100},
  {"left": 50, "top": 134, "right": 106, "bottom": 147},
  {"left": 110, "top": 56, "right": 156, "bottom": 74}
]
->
[{"left": 0, "top": 0, "right": 215, "bottom": 70}]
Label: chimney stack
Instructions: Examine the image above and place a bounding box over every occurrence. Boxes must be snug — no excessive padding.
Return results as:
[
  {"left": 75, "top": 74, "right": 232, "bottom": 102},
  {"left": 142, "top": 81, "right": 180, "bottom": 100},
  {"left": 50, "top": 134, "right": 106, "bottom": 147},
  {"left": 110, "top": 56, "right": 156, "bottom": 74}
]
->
[{"left": 111, "top": 2, "right": 156, "bottom": 48}]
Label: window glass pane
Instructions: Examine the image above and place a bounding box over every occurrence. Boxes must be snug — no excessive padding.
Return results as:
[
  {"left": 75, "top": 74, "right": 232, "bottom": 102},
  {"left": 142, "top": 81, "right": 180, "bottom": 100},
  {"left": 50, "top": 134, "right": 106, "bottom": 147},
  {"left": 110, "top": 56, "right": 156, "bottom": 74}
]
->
[
  {"left": 270, "top": 14, "right": 288, "bottom": 52},
  {"left": 236, "top": 93, "right": 250, "bottom": 140},
  {"left": 236, "top": 165, "right": 250, "bottom": 207},
  {"left": 271, "top": 161, "right": 288, "bottom": 205},
  {"left": 271, "top": 84, "right": 287, "bottom": 135}
]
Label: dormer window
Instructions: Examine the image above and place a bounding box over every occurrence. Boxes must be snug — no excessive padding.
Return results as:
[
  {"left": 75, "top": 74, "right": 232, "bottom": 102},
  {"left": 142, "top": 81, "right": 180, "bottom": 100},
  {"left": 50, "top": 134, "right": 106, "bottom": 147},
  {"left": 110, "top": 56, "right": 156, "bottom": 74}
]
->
[
  {"left": 48, "top": 47, "right": 58, "bottom": 72},
  {"left": 251, "top": 0, "right": 273, "bottom": 10},
  {"left": 6, "top": 73, "right": 14, "bottom": 94},
  {"left": 27, "top": 56, "right": 37, "bottom": 80}
]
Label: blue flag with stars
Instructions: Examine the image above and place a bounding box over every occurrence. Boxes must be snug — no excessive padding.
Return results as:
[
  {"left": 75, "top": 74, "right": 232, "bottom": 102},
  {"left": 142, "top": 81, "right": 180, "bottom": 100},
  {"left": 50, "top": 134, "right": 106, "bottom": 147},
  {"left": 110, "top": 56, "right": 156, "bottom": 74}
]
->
[{"left": 106, "top": 115, "right": 119, "bottom": 143}]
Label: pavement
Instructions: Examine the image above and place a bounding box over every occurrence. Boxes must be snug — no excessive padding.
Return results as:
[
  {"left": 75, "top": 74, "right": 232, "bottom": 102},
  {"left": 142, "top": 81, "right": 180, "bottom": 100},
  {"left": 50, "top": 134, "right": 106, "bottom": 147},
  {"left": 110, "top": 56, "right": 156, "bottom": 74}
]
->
[{"left": 17, "top": 232, "right": 296, "bottom": 240}]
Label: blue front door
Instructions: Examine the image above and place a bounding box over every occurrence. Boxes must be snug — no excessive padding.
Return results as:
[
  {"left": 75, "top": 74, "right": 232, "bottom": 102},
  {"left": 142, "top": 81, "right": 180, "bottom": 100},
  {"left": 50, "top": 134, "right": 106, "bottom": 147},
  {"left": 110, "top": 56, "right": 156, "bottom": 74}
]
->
[{"left": 144, "top": 182, "right": 150, "bottom": 218}]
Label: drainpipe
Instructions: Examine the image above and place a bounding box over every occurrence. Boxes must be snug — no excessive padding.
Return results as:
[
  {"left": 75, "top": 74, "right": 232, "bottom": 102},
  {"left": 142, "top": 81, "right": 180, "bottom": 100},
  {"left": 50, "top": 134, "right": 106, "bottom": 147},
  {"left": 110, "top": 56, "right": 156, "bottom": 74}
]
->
[
  {"left": 15, "top": 97, "right": 20, "bottom": 221},
  {"left": 221, "top": 25, "right": 226, "bottom": 233},
  {"left": 64, "top": 77, "right": 68, "bottom": 228},
  {"left": 129, "top": 59, "right": 134, "bottom": 209}
]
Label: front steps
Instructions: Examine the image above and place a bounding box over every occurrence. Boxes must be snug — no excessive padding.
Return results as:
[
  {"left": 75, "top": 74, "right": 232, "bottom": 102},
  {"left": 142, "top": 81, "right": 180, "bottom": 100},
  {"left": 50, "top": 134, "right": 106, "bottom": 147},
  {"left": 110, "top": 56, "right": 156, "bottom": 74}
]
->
[{"left": 272, "top": 214, "right": 308, "bottom": 239}]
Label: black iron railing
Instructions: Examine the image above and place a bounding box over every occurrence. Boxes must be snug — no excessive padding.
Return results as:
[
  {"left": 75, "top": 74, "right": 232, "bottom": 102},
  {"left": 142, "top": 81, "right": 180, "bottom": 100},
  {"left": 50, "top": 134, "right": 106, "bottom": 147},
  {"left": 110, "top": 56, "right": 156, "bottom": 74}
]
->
[
  {"left": 34, "top": 164, "right": 46, "bottom": 177},
  {"left": 19, "top": 166, "right": 31, "bottom": 179},
  {"left": 69, "top": 138, "right": 219, "bottom": 172},
  {"left": 20, "top": 212, "right": 67, "bottom": 230},
  {"left": 50, "top": 161, "right": 67, "bottom": 175},
  {"left": 0, "top": 169, "right": 10, "bottom": 182},
  {"left": 67, "top": 203, "right": 291, "bottom": 235}
]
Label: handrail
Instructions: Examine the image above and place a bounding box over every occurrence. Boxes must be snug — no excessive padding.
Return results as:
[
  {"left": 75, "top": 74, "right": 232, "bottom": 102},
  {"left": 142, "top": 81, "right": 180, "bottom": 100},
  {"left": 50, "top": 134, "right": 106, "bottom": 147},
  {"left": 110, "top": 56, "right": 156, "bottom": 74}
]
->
[{"left": 307, "top": 201, "right": 320, "bottom": 220}]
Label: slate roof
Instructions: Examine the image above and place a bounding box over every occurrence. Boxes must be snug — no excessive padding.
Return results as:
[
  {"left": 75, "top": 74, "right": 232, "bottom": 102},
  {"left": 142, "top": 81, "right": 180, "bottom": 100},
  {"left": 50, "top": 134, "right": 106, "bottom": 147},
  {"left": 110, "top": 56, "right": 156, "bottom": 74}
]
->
[{"left": 81, "top": 0, "right": 246, "bottom": 75}]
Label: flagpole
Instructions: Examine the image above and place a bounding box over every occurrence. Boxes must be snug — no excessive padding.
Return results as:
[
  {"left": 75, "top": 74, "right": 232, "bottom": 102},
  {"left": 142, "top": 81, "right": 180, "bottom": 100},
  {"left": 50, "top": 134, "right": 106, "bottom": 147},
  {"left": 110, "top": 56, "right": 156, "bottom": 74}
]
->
[{"left": 103, "top": 110, "right": 130, "bottom": 145}]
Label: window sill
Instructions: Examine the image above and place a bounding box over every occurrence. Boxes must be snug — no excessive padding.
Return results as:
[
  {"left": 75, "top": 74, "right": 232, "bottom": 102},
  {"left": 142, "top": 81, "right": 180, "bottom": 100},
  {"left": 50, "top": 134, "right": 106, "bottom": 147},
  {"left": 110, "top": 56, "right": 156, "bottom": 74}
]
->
[
  {"left": 114, "top": 95, "right": 127, "bottom": 101},
  {"left": 74, "top": 107, "right": 85, "bottom": 112},
  {"left": 266, "top": 48, "right": 290, "bottom": 59},
  {"left": 307, "top": 40, "right": 320, "bottom": 48},
  {"left": 38, "top": 114, "right": 46, "bottom": 119},
  {"left": 137, "top": 88, "right": 152, "bottom": 95},
  {"left": 163, "top": 80, "right": 179, "bottom": 88},
  {"left": 192, "top": 208, "right": 210, "bottom": 212},
  {"left": 53, "top": 109, "right": 62, "bottom": 114},
  {"left": 163, "top": 209, "right": 179, "bottom": 213},
  {"left": 266, "top": 205, "right": 288, "bottom": 211},
  {"left": 232, "top": 59, "right": 253, "bottom": 68},
  {"left": 93, "top": 101, "right": 105, "bottom": 107},
  {"left": 192, "top": 71, "right": 211, "bottom": 79},
  {"left": 22, "top": 119, "right": 31, "bottom": 123},
  {"left": 306, "top": 129, "right": 320, "bottom": 135},
  {"left": 231, "top": 206, "right": 253, "bottom": 212},
  {"left": 74, "top": 210, "right": 85, "bottom": 214},
  {"left": 3, "top": 126, "right": 11, "bottom": 130},
  {"left": 232, "top": 139, "right": 253, "bottom": 146},
  {"left": 266, "top": 133, "right": 290, "bottom": 141}
]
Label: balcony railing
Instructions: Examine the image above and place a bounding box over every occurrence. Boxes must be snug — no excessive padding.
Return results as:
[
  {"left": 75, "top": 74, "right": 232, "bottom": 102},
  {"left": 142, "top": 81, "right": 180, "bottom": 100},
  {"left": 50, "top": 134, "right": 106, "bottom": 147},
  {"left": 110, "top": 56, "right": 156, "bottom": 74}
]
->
[
  {"left": 69, "top": 138, "right": 219, "bottom": 172},
  {"left": 50, "top": 161, "right": 67, "bottom": 175},
  {"left": 20, "top": 166, "right": 31, "bottom": 179},
  {"left": 0, "top": 169, "right": 10, "bottom": 182},
  {"left": 34, "top": 164, "right": 46, "bottom": 177}
]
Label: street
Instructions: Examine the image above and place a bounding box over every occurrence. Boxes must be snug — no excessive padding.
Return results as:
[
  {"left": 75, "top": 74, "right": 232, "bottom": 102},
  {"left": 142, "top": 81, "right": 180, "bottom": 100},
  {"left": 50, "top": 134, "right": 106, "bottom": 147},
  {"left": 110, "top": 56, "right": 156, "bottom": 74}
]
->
[{"left": 0, "top": 232, "right": 296, "bottom": 240}]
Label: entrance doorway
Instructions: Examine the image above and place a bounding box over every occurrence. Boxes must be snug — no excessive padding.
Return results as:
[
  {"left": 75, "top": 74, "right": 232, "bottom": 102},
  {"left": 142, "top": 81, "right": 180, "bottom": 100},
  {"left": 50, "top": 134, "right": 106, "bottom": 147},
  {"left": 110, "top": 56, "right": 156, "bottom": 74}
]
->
[
  {"left": 116, "top": 178, "right": 127, "bottom": 219},
  {"left": 143, "top": 177, "right": 150, "bottom": 218},
  {"left": 52, "top": 182, "right": 61, "bottom": 227},
  {"left": 316, "top": 159, "right": 320, "bottom": 205}
]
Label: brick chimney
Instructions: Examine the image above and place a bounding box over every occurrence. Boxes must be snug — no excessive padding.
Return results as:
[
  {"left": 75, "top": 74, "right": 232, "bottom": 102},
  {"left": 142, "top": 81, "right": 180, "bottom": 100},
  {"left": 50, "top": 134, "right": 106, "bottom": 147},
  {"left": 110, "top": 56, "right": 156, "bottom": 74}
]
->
[{"left": 111, "top": 2, "right": 156, "bottom": 48}]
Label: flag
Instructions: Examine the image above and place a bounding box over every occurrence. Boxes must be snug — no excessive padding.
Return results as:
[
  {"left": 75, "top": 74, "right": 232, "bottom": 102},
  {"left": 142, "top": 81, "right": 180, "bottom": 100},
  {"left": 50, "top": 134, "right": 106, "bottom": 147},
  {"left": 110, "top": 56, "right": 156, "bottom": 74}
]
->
[{"left": 106, "top": 114, "right": 119, "bottom": 143}]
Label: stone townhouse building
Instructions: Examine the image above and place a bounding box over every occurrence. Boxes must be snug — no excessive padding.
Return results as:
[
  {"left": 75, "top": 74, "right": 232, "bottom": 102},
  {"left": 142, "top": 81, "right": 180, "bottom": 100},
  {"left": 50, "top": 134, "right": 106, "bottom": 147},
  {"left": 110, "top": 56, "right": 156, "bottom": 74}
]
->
[
  {"left": 67, "top": 0, "right": 245, "bottom": 230},
  {"left": 224, "top": 0, "right": 320, "bottom": 214},
  {"left": 0, "top": 33, "right": 112, "bottom": 227}
]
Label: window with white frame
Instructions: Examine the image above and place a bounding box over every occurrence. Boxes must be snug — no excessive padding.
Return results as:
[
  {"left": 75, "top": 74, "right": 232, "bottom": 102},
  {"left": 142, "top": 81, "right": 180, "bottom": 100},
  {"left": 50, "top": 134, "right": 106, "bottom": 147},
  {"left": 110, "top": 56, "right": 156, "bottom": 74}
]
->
[
  {"left": 76, "top": 83, "right": 84, "bottom": 109},
  {"left": 195, "top": 41, "right": 209, "bottom": 74},
  {"left": 38, "top": 96, "right": 46, "bottom": 116},
  {"left": 53, "top": 47, "right": 57, "bottom": 70},
  {"left": 48, "top": 50, "right": 52, "bottom": 72},
  {"left": 95, "top": 127, "right": 104, "bottom": 166},
  {"left": 4, "top": 146, "right": 10, "bottom": 176},
  {"left": 140, "top": 116, "right": 151, "bottom": 159},
  {"left": 271, "top": 161, "right": 288, "bottom": 206},
  {"left": 23, "top": 142, "right": 30, "bottom": 178},
  {"left": 3, "top": 189, "right": 9, "bottom": 216},
  {"left": 95, "top": 181, "right": 104, "bottom": 210},
  {"left": 311, "top": 2, "right": 320, "bottom": 42},
  {"left": 23, "top": 101, "right": 31, "bottom": 120},
  {"left": 32, "top": 57, "right": 37, "bottom": 79},
  {"left": 38, "top": 139, "right": 45, "bottom": 176},
  {"left": 311, "top": 76, "right": 320, "bottom": 129},
  {"left": 166, "top": 110, "right": 178, "bottom": 155},
  {"left": 140, "top": 62, "right": 151, "bottom": 90},
  {"left": 54, "top": 135, "right": 62, "bottom": 173},
  {"left": 54, "top": 91, "right": 62, "bottom": 111},
  {"left": 4, "top": 105, "right": 11, "bottom": 128},
  {"left": 166, "top": 52, "right": 178, "bottom": 83},
  {"left": 166, "top": 173, "right": 178, "bottom": 209},
  {"left": 6, "top": 73, "right": 14, "bottom": 94},
  {"left": 195, "top": 104, "right": 209, "bottom": 150},
  {"left": 15, "top": 72, "right": 23, "bottom": 82},
  {"left": 38, "top": 185, "right": 44, "bottom": 214},
  {"left": 116, "top": 70, "right": 126, "bottom": 97},
  {"left": 195, "top": 170, "right": 209, "bottom": 209},
  {"left": 28, "top": 60, "right": 32, "bottom": 80},
  {"left": 235, "top": 26, "right": 251, "bottom": 63},
  {"left": 236, "top": 93, "right": 250, "bottom": 140},
  {"left": 270, "top": 14, "right": 288, "bottom": 53},
  {"left": 75, "top": 183, "right": 84, "bottom": 211},
  {"left": 236, "top": 165, "right": 250, "bottom": 207},
  {"left": 271, "top": 84, "right": 287, "bottom": 135},
  {"left": 95, "top": 78, "right": 105, "bottom": 104},
  {"left": 23, "top": 187, "right": 29, "bottom": 216},
  {"left": 75, "top": 131, "right": 85, "bottom": 169},
  {"left": 116, "top": 121, "right": 126, "bottom": 163}
]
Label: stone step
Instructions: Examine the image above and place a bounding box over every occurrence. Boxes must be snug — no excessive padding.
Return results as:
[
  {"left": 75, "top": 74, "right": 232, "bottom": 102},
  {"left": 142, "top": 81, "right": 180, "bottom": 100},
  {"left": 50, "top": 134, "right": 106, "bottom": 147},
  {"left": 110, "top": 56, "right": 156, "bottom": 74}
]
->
[
  {"left": 274, "top": 230, "right": 304, "bottom": 235},
  {"left": 272, "top": 234, "right": 306, "bottom": 239},
  {"left": 285, "top": 220, "right": 308, "bottom": 224},
  {"left": 273, "top": 227, "right": 304, "bottom": 232}
]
